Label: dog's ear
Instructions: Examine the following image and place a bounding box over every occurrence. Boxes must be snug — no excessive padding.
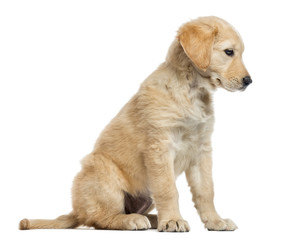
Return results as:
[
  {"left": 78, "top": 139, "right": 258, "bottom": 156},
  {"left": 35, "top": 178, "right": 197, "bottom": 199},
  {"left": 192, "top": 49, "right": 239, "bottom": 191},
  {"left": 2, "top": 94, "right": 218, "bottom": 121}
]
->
[{"left": 178, "top": 23, "right": 218, "bottom": 71}]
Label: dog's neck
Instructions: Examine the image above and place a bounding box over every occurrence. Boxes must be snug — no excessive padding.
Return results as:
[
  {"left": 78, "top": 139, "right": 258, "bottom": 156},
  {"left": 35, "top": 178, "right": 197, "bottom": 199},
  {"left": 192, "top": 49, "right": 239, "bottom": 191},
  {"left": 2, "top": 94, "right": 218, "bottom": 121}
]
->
[{"left": 165, "top": 39, "right": 216, "bottom": 93}]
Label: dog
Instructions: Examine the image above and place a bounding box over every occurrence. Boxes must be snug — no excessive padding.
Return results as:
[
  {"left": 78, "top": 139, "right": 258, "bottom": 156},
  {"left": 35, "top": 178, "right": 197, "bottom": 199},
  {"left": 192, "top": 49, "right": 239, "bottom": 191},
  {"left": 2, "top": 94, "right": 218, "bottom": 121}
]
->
[{"left": 19, "top": 16, "right": 251, "bottom": 232}]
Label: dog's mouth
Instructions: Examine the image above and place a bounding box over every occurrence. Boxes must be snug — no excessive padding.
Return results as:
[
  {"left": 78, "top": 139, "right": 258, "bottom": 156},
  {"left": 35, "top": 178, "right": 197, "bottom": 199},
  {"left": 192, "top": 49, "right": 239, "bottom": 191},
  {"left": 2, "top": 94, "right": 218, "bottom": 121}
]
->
[
  {"left": 216, "top": 77, "right": 243, "bottom": 92},
  {"left": 216, "top": 78, "right": 222, "bottom": 87},
  {"left": 216, "top": 77, "right": 234, "bottom": 91}
]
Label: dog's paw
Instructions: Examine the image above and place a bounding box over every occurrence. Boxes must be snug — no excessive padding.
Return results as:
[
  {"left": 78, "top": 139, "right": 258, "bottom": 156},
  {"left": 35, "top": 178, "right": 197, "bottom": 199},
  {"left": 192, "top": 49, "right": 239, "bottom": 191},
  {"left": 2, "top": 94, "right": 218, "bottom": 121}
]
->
[
  {"left": 205, "top": 218, "right": 237, "bottom": 231},
  {"left": 158, "top": 219, "right": 190, "bottom": 232},
  {"left": 124, "top": 214, "right": 151, "bottom": 230}
]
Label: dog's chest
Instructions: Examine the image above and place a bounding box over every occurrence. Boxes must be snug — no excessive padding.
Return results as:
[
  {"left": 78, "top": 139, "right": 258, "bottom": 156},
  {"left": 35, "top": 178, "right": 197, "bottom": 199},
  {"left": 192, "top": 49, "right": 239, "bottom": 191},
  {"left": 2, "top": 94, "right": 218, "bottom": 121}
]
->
[
  {"left": 170, "top": 122, "right": 208, "bottom": 177},
  {"left": 170, "top": 92, "right": 214, "bottom": 176}
]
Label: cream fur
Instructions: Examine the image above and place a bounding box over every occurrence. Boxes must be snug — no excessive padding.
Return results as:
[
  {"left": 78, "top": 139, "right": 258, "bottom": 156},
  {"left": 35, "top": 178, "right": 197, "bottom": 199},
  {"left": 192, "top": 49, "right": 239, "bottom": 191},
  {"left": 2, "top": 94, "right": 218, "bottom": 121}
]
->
[{"left": 19, "top": 16, "right": 250, "bottom": 232}]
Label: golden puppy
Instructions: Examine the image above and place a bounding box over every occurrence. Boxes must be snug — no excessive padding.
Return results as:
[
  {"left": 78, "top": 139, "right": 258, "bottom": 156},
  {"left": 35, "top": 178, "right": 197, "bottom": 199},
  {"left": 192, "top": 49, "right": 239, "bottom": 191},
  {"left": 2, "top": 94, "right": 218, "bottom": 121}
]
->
[{"left": 19, "top": 16, "right": 251, "bottom": 232}]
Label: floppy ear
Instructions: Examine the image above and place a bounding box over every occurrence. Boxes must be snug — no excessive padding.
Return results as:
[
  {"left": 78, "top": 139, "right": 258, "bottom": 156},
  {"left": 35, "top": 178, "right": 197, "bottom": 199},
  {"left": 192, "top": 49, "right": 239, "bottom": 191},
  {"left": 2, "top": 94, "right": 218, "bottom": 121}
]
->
[{"left": 178, "top": 23, "right": 217, "bottom": 71}]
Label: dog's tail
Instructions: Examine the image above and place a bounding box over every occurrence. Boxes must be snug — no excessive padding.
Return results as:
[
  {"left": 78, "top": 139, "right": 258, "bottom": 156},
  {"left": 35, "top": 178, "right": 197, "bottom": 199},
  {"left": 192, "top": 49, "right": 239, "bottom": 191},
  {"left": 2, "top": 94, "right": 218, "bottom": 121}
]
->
[{"left": 19, "top": 212, "right": 79, "bottom": 230}]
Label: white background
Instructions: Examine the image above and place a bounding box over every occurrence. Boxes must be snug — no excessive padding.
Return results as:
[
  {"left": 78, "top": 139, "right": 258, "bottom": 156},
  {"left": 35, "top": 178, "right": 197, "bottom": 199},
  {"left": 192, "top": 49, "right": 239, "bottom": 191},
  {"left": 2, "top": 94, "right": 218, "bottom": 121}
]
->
[{"left": 1, "top": 0, "right": 299, "bottom": 239}]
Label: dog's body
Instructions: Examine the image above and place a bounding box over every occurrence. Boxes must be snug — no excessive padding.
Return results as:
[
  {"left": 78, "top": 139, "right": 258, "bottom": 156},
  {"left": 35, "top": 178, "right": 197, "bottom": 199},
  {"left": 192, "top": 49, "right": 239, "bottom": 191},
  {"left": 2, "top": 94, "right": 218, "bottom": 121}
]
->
[{"left": 20, "top": 16, "right": 251, "bottom": 232}]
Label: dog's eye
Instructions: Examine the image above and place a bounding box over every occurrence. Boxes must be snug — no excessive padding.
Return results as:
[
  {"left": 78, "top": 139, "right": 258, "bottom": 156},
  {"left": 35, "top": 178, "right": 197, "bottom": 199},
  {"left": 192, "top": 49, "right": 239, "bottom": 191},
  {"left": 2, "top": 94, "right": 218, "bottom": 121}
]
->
[{"left": 224, "top": 49, "right": 234, "bottom": 56}]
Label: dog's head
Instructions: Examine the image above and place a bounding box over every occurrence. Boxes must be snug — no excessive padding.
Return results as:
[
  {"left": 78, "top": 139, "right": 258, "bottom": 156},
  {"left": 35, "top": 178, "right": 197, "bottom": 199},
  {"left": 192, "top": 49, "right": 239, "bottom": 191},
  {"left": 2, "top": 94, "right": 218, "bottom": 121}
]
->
[{"left": 178, "top": 16, "right": 252, "bottom": 91}]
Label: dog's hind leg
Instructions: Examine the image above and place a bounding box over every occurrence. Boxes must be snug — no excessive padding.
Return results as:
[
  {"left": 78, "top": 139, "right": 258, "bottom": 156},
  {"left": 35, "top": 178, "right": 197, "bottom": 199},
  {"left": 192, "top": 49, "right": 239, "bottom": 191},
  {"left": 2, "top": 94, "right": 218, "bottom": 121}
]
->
[{"left": 72, "top": 154, "right": 151, "bottom": 230}]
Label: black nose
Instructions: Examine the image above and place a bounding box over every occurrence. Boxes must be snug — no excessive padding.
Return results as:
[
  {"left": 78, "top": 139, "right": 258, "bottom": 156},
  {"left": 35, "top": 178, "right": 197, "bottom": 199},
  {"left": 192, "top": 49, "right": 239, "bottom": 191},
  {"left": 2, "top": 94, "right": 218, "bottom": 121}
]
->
[{"left": 242, "top": 76, "right": 252, "bottom": 87}]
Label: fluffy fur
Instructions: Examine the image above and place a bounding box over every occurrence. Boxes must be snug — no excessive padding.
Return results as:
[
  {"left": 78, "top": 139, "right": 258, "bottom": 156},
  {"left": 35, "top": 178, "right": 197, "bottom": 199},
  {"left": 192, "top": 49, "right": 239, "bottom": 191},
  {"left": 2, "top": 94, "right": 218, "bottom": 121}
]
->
[{"left": 19, "top": 16, "right": 251, "bottom": 232}]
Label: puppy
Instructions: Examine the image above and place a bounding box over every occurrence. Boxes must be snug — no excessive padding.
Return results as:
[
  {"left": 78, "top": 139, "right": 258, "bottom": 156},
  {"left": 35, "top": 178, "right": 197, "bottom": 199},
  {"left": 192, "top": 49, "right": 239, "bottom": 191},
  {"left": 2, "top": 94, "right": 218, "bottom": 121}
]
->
[{"left": 19, "top": 16, "right": 251, "bottom": 232}]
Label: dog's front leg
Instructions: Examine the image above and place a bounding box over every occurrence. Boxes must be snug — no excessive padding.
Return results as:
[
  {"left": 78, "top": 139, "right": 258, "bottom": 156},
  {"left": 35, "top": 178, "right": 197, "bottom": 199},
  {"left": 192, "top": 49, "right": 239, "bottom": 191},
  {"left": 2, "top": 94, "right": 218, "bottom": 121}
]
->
[
  {"left": 144, "top": 140, "right": 189, "bottom": 232},
  {"left": 185, "top": 146, "right": 238, "bottom": 231}
]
